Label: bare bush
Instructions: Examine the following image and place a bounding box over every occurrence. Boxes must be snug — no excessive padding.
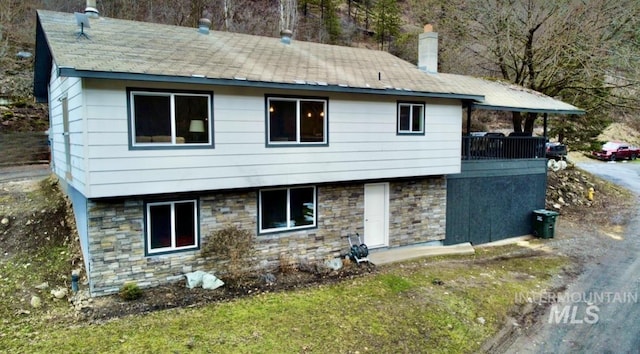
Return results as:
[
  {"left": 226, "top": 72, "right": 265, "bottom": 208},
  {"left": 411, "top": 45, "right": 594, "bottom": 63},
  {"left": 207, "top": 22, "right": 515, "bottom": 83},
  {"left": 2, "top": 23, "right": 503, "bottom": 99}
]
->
[{"left": 202, "top": 225, "right": 255, "bottom": 280}]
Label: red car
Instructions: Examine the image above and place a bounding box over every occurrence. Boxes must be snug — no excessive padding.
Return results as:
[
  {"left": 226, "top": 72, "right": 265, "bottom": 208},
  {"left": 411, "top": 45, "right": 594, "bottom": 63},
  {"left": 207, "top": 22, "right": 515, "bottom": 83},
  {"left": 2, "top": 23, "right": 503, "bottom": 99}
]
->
[{"left": 592, "top": 141, "right": 640, "bottom": 161}]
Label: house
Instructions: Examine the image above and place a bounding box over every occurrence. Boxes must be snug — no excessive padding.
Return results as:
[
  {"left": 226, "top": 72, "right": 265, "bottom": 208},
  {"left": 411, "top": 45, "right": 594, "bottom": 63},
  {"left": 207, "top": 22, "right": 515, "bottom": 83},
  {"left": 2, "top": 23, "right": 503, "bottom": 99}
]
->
[{"left": 34, "top": 9, "right": 582, "bottom": 296}]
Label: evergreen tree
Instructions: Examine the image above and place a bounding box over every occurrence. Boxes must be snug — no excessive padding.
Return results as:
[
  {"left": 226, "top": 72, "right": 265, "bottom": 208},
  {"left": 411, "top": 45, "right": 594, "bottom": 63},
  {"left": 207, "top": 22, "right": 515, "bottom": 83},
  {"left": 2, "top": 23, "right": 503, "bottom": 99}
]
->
[{"left": 373, "top": 0, "right": 401, "bottom": 50}]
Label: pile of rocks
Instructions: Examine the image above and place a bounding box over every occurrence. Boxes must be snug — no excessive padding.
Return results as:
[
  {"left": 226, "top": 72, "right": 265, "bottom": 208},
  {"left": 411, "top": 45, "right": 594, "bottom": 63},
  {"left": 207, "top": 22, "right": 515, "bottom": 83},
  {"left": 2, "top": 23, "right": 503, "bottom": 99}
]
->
[
  {"left": 69, "top": 289, "right": 93, "bottom": 313},
  {"left": 545, "top": 168, "right": 596, "bottom": 212}
]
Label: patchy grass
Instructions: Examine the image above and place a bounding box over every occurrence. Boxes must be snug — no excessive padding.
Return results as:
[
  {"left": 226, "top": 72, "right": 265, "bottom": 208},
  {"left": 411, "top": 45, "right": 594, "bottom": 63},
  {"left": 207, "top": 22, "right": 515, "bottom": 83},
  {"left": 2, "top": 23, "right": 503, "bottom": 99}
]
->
[{"left": 1, "top": 250, "right": 568, "bottom": 353}]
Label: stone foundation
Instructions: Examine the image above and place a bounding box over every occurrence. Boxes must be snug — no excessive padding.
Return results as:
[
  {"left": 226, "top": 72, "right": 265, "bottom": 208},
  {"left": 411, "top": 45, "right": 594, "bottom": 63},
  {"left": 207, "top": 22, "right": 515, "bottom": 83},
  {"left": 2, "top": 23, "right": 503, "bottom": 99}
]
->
[{"left": 85, "top": 177, "right": 447, "bottom": 296}]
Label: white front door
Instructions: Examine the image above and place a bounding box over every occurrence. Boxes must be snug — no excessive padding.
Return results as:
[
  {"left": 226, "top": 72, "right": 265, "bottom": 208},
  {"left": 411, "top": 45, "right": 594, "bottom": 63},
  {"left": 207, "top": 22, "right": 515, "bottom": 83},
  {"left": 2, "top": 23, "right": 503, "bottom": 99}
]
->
[{"left": 364, "top": 183, "right": 389, "bottom": 248}]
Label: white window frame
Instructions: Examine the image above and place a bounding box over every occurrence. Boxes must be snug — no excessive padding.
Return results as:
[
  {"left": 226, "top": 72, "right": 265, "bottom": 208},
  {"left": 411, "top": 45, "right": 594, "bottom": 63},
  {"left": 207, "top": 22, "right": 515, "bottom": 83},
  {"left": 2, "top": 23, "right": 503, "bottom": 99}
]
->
[
  {"left": 130, "top": 90, "right": 212, "bottom": 147},
  {"left": 259, "top": 186, "right": 317, "bottom": 233},
  {"left": 266, "top": 97, "right": 328, "bottom": 145},
  {"left": 145, "top": 199, "right": 199, "bottom": 255},
  {"left": 397, "top": 102, "right": 425, "bottom": 135}
]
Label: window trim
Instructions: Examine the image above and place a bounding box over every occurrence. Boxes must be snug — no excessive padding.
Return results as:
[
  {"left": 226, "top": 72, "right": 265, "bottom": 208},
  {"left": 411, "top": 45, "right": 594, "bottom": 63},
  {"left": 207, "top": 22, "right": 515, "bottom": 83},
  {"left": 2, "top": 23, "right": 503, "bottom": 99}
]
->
[
  {"left": 397, "top": 101, "right": 425, "bottom": 135},
  {"left": 144, "top": 199, "right": 200, "bottom": 256},
  {"left": 265, "top": 95, "right": 329, "bottom": 147},
  {"left": 258, "top": 186, "right": 317, "bottom": 234},
  {"left": 127, "top": 87, "right": 214, "bottom": 150}
]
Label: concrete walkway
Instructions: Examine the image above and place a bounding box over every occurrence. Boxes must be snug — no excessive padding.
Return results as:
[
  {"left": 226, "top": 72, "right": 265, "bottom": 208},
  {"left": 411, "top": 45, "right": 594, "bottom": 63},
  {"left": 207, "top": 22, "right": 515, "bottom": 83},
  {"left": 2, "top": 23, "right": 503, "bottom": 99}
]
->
[
  {"left": 368, "top": 242, "right": 475, "bottom": 265},
  {"left": 367, "top": 235, "right": 534, "bottom": 265}
]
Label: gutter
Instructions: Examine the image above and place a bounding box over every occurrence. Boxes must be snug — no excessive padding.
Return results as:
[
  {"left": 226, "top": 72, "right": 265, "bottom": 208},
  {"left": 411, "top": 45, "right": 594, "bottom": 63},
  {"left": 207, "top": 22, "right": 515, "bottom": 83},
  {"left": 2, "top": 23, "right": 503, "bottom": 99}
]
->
[{"left": 56, "top": 67, "right": 486, "bottom": 102}]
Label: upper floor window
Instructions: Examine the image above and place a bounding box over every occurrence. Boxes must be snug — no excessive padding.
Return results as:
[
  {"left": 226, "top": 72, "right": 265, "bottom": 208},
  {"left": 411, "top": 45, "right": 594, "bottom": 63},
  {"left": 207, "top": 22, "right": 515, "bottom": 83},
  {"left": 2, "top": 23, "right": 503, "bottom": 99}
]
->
[
  {"left": 397, "top": 102, "right": 425, "bottom": 135},
  {"left": 146, "top": 199, "right": 199, "bottom": 255},
  {"left": 129, "top": 89, "right": 213, "bottom": 148},
  {"left": 259, "top": 186, "right": 316, "bottom": 233},
  {"left": 266, "top": 96, "right": 327, "bottom": 145}
]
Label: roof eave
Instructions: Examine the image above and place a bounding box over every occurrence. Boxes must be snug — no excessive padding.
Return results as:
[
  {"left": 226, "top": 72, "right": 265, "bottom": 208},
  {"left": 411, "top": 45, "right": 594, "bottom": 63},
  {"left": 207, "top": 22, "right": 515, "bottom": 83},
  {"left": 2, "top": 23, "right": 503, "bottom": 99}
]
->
[
  {"left": 471, "top": 103, "right": 585, "bottom": 115},
  {"left": 56, "top": 68, "right": 485, "bottom": 101},
  {"left": 33, "top": 13, "right": 53, "bottom": 103}
]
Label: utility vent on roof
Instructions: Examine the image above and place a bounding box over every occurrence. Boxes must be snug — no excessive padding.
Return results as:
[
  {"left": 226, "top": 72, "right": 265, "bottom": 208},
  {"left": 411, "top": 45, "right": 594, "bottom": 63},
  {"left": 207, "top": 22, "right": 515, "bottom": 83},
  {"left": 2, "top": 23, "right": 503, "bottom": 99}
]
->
[
  {"left": 280, "top": 29, "right": 293, "bottom": 44},
  {"left": 198, "top": 18, "right": 211, "bottom": 34}
]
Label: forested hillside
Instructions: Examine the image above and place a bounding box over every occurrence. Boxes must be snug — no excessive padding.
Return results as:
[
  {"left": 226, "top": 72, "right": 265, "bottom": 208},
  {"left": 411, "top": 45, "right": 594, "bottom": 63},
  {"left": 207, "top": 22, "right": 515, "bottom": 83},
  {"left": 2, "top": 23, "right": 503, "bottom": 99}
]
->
[{"left": 1, "top": 0, "right": 639, "bottom": 148}]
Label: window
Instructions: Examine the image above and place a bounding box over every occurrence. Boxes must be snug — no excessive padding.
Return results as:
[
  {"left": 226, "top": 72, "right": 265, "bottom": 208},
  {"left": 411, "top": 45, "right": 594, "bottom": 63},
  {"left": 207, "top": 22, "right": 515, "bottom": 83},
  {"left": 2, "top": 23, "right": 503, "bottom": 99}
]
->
[
  {"left": 129, "top": 89, "right": 212, "bottom": 147},
  {"left": 146, "top": 200, "right": 199, "bottom": 254},
  {"left": 259, "top": 186, "right": 316, "bottom": 233},
  {"left": 397, "top": 102, "right": 425, "bottom": 135},
  {"left": 267, "top": 96, "right": 327, "bottom": 145}
]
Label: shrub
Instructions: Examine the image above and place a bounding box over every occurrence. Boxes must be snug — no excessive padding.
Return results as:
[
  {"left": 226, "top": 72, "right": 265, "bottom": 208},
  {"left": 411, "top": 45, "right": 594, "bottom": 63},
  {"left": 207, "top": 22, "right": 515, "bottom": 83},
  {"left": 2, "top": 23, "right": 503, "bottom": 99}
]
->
[
  {"left": 119, "top": 282, "right": 142, "bottom": 301},
  {"left": 203, "top": 225, "right": 255, "bottom": 280},
  {"left": 278, "top": 253, "right": 298, "bottom": 274}
]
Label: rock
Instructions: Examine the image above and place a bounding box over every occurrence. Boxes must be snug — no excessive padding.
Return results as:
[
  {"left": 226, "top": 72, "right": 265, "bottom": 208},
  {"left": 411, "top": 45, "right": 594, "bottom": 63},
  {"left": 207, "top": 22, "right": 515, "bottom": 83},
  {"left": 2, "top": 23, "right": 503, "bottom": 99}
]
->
[
  {"left": 185, "top": 270, "right": 207, "bottom": 289},
  {"left": 16, "top": 51, "right": 32, "bottom": 59},
  {"left": 69, "top": 289, "right": 93, "bottom": 312},
  {"left": 34, "top": 282, "right": 49, "bottom": 290},
  {"left": 324, "top": 258, "right": 343, "bottom": 271},
  {"left": 476, "top": 317, "right": 486, "bottom": 325},
  {"left": 202, "top": 273, "right": 224, "bottom": 290},
  {"left": 1, "top": 217, "right": 8, "bottom": 226},
  {"left": 261, "top": 273, "right": 276, "bottom": 285},
  {"left": 30, "top": 295, "right": 42, "bottom": 308},
  {"left": 50, "top": 287, "right": 68, "bottom": 299}
]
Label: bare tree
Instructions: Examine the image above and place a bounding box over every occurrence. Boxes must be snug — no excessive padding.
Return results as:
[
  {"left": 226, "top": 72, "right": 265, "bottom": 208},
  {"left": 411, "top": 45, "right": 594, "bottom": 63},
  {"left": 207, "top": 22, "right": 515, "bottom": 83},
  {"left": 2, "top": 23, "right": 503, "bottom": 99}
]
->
[
  {"left": 436, "top": 0, "right": 640, "bottom": 146},
  {"left": 279, "top": 0, "right": 298, "bottom": 32}
]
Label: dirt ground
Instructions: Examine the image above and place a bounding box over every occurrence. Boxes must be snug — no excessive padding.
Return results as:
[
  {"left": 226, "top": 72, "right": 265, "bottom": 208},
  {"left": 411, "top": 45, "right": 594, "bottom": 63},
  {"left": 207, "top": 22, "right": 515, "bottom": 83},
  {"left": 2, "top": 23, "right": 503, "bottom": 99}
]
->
[{"left": 0, "top": 163, "right": 634, "bottom": 327}]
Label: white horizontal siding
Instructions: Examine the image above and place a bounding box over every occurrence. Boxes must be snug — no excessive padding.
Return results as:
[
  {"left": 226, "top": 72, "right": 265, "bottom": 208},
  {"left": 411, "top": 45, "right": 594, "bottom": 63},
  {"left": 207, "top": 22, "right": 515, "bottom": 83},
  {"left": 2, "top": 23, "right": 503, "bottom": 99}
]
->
[
  {"left": 48, "top": 64, "right": 87, "bottom": 194},
  {"left": 87, "top": 148, "right": 459, "bottom": 172},
  {"left": 82, "top": 80, "right": 462, "bottom": 198},
  {"left": 89, "top": 164, "right": 460, "bottom": 197}
]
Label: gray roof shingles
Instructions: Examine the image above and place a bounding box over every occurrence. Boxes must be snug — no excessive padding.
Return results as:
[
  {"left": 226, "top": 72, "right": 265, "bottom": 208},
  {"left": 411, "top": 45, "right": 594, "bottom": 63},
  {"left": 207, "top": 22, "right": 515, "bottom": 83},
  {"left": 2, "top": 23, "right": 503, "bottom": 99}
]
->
[{"left": 35, "top": 10, "right": 582, "bottom": 114}]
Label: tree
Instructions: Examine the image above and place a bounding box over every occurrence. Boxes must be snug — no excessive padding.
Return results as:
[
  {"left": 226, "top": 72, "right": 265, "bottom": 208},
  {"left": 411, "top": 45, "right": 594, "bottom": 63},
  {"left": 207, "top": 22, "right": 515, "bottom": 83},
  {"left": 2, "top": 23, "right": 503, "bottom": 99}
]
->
[
  {"left": 297, "top": 0, "right": 340, "bottom": 43},
  {"left": 372, "top": 0, "right": 401, "bottom": 50},
  {"left": 437, "top": 0, "right": 640, "bottom": 147},
  {"left": 279, "top": 0, "right": 298, "bottom": 33}
]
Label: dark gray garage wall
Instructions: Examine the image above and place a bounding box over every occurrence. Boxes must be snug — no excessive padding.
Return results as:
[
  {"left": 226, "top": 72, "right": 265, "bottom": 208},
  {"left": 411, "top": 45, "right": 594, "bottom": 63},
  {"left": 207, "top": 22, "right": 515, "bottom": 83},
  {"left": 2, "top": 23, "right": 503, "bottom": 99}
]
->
[{"left": 445, "top": 159, "right": 547, "bottom": 245}]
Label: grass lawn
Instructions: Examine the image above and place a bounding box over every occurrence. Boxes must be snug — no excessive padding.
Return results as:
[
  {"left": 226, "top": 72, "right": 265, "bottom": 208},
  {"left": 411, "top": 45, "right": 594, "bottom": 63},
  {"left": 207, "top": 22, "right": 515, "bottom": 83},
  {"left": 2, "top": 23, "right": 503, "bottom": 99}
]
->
[{"left": 1, "top": 245, "right": 568, "bottom": 353}]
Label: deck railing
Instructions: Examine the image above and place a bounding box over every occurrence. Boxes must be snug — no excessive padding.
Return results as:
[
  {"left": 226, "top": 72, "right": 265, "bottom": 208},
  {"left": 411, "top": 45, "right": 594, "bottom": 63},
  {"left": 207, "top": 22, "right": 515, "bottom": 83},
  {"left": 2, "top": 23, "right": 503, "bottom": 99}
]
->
[{"left": 462, "top": 136, "right": 546, "bottom": 160}]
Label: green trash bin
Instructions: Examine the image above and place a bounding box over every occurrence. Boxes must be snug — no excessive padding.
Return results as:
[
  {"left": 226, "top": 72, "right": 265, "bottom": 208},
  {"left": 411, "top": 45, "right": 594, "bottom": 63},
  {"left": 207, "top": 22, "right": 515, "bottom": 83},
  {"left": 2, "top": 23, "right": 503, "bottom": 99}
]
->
[{"left": 532, "top": 209, "right": 559, "bottom": 239}]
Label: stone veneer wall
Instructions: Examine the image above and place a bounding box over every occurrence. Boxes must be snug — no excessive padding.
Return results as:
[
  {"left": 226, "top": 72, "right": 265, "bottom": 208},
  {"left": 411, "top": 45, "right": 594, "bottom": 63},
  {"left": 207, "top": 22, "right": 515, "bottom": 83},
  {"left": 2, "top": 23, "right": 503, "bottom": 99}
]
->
[
  {"left": 86, "top": 177, "right": 446, "bottom": 296},
  {"left": 389, "top": 177, "right": 447, "bottom": 246}
]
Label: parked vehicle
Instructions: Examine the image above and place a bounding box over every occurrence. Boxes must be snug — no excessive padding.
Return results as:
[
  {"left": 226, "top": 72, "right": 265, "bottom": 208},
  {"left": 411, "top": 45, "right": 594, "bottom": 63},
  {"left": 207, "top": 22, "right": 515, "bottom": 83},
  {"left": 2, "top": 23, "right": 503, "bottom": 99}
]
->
[
  {"left": 545, "top": 142, "right": 567, "bottom": 161},
  {"left": 591, "top": 141, "right": 640, "bottom": 161}
]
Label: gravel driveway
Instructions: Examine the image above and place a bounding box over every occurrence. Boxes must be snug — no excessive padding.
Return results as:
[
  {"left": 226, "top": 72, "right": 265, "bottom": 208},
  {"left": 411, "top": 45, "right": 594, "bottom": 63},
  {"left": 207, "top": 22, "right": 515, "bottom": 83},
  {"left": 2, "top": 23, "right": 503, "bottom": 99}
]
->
[
  {"left": 499, "top": 161, "right": 640, "bottom": 353},
  {"left": 0, "top": 164, "right": 50, "bottom": 183}
]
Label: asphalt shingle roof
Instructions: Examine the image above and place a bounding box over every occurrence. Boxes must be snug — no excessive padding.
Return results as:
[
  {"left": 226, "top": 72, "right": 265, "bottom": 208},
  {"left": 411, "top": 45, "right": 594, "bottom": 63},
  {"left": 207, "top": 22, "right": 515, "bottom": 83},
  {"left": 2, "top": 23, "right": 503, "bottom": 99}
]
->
[{"left": 35, "top": 10, "right": 583, "bottom": 114}]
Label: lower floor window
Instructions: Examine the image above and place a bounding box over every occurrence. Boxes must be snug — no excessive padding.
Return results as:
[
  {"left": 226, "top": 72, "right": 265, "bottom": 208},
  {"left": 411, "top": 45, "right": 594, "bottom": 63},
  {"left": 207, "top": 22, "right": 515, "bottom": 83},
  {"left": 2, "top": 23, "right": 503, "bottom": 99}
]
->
[
  {"left": 259, "top": 186, "right": 316, "bottom": 233},
  {"left": 146, "top": 200, "right": 198, "bottom": 254}
]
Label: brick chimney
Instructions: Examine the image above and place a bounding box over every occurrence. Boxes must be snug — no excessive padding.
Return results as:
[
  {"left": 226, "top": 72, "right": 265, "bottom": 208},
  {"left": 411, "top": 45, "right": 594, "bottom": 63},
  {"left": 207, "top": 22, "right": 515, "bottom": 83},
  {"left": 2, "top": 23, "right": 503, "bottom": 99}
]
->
[{"left": 418, "top": 24, "right": 438, "bottom": 73}]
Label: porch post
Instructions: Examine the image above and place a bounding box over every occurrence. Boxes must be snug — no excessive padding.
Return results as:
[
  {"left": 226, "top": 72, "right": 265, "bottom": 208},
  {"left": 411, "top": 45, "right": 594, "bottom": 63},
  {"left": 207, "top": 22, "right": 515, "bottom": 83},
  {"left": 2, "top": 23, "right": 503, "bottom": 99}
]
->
[
  {"left": 543, "top": 113, "right": 548, "bottom": 139},
  {"left": 466, "top": 104, "right": 472, "bottom": 136},
  {"left": 465, "top": 104, "right": 472, "bottom": 159}
]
